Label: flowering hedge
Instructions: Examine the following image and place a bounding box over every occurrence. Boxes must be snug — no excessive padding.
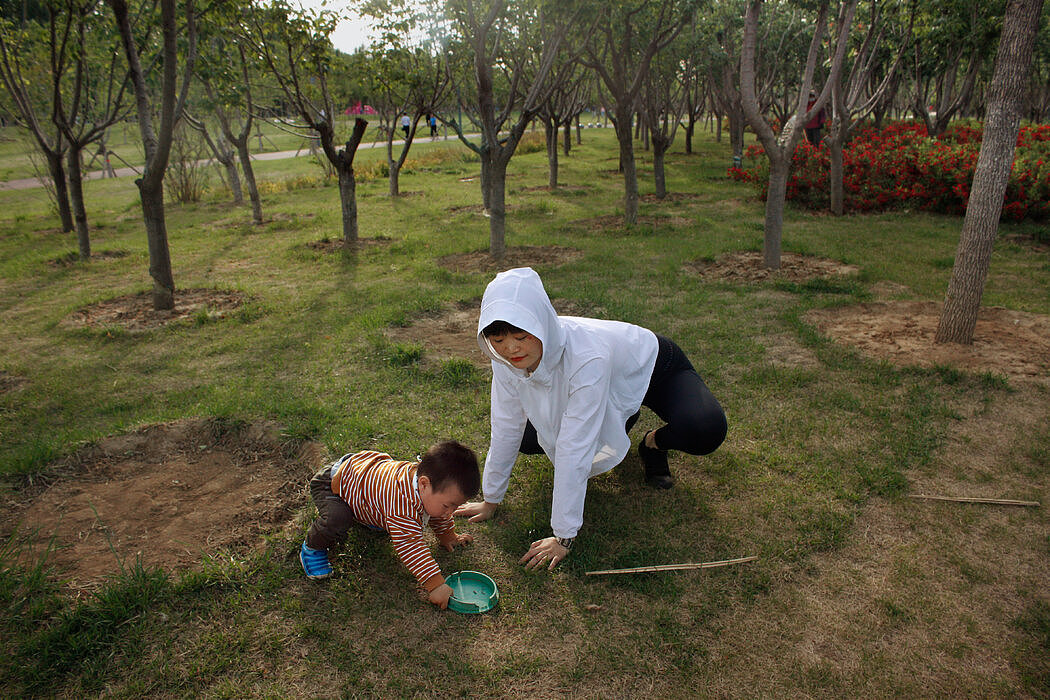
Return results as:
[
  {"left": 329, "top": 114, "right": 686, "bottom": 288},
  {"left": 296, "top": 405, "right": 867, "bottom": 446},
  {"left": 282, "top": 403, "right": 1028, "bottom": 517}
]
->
[{"left": 728, "top": 121, "right": 1050, "bottom": 221}]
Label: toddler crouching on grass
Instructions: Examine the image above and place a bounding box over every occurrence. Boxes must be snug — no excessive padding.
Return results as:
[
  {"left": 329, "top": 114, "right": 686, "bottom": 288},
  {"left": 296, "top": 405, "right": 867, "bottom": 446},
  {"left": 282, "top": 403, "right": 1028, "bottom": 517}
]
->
[{"left": 300, "top": 440, "right": 480, "bottom": 609}]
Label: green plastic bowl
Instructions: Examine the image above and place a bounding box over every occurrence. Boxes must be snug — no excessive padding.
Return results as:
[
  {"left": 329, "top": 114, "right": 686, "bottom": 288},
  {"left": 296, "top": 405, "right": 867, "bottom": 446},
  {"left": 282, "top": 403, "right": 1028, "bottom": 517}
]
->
[{"left": 446, "top": 570, "right": 499, "bottom": 614}]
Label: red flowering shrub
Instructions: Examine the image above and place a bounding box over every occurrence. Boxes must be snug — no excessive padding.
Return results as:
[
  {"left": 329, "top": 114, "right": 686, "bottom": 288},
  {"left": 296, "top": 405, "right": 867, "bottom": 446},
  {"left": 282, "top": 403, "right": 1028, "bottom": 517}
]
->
[{"left": 729, "top": 120, "right": 1050, "bottom": 222}]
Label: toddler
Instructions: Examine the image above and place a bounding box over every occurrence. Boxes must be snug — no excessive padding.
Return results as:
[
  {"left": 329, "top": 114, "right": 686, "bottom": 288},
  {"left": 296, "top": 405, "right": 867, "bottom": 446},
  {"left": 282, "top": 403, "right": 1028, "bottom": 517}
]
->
[{"left": 300, "top": 440, "right": 480, "bottom": 609}]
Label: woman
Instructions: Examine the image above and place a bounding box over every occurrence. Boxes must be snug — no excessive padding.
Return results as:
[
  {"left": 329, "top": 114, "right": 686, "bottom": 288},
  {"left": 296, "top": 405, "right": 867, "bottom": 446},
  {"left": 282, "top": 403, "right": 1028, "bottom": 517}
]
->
[{"left": 455, "top": 268, "right": 727, "bottom": 570}]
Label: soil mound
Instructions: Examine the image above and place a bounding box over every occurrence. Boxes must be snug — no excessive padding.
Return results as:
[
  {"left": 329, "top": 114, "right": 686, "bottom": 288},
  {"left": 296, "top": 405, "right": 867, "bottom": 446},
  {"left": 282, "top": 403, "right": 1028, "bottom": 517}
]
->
[{"left": 2, "top": 419, "right": 325, "bottom": 590}]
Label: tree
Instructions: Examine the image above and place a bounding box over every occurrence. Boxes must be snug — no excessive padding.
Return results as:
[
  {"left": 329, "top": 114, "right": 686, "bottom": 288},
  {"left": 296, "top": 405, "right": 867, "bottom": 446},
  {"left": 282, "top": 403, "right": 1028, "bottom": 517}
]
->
[
  {"left": 0, "top": 14, "right": 74, "bottom": 232},
  {"left": 108, "top": 0, "right": 198, "bottom": 310},
  {"left": 444, "top": 0, "right": 576, "bottom": 259},
  {"left": 910, "top": 0, "right": 1001, "bottom": 136},
  {"left": 827, "top": 0, "right": 912, "bottom": 215},
  {"left": 935, "top": 0, "right": 1045, "bottom": 345},
  {"left": 193, "top": 4, "right": 267, "bottom": 223},
  {"left": 536, "top": 53, "right": 587, "bottom": 188},
  {"left": 243, "top": 0, "right": 367, "bottom": 244},
  {"left": 740, "top": 0, "right": 856, "bottom": 269},
  {"left": 52, "top": 0, "right": 131, "bottom": 259},
  {"left": 586, "top": 0, "right": 694, "bottom": 226},
  {"left": 639, "top": 35, "right": 689, "bottom": 199}
]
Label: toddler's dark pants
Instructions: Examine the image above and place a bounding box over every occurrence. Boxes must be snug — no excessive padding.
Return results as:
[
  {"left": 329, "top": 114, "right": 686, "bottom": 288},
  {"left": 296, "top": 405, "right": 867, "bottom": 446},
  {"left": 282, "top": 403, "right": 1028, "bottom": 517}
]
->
[
  {"left": 306, "top": 464, "right": 358, "bottom": 551},
  {"left": 519, "top": 334, "right": 727, "bottom": 456}
]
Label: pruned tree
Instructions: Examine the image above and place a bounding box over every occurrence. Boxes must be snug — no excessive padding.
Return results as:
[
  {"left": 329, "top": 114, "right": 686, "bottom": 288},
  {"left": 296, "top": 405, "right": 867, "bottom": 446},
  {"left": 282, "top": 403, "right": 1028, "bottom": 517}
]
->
[
  {"left": 740, "top": 0, "right": 856, "bottom": 270},
  {"left": 444, "top": 0, "right": 578, "bottom": 259},
  {"left": 108, "top": 0, "right": 198, "bottom": 309},
  {"left": 639, "top": 36, "right": 688, "bottom": 199},
  {"left": 827, "top": 0, "right": 913, "bottom": 215},
  {"left": 52, "top": 0, "right": 132, "bottom": 259},
  {"left": 935, "top": 0, "right": 1046, "bottom": 344},
  {"left": 536, "top": 55, "right": 587, "bottom": 188},
  {"left": 911, "top": 0, "right": 1000, "bottom": 136},
  {"left": 243, "top": 0, "right": 367, "bottom": 243},
  {"left": 585, "top": 0, "right": 695, "bottom": 226},
  {"left": 0, "top": 13, "right": 74, "bottom": 232}
]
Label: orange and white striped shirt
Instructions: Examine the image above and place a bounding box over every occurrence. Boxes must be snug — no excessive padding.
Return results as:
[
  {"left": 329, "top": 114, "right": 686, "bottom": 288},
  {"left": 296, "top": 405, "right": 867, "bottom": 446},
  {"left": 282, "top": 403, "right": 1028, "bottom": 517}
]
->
[{"left": 330, "top": 450, "right": 457, "bottom": 591}]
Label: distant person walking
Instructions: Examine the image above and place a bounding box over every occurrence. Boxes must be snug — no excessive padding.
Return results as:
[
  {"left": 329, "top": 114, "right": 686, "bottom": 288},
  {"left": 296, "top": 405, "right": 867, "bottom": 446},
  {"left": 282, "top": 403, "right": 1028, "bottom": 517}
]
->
[
  {"left": 400, "top": 114, "right": 411, "bottom": 140},
  {"left": 805, "top": 90, "right": 826, "bottom": 146}
]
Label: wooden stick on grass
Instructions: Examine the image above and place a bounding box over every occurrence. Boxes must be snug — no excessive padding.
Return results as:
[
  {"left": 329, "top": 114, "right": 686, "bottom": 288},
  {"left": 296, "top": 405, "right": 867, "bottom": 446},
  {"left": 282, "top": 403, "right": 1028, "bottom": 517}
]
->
[
  {"left": 909, "top": 494, "right": 1040, "bottom": 507},
  {"left": 585, "top": 556, "right": 758, "bottom": 576}
]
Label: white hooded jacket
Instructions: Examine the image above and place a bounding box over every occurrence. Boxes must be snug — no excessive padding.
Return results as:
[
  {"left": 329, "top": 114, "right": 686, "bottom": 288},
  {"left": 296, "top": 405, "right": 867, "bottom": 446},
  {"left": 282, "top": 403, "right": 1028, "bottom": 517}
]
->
[{"left": 477, "top": 268, "right": 659, "bottom": 538}]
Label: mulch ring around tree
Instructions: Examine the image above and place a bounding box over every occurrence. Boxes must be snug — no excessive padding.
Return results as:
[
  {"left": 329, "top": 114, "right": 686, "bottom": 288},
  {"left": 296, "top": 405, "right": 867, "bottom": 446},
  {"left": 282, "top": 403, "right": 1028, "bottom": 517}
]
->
[
  {"left": 60, "top": 288, "right": 248, "bottom": 332},
  {"left": 437, "top": 245, "right": 584, "bottom": 273},
  {"left": 806, "top": 301, "right": 1050, "bottom": 381},
  {"left": 685, "top": 250, "right": 860, "bottom": 282},
  {"left": 0, "top": 418, "right": 325, "bottom": 593},
  {"left": 640, "top": 192, "right": 701, "bottom": 203},
  {"left": 306, "top": 237, "right": 393, "bottom": 254},
  {"left": 48, "top": 250, "right": 130, "bottom": 268}
]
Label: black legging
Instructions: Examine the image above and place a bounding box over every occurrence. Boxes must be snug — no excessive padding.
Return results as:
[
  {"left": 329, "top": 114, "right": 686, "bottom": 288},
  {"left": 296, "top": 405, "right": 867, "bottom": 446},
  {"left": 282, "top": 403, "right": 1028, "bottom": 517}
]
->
[{"left": 519, "top": 335, "right": 727, "bottom": 456}]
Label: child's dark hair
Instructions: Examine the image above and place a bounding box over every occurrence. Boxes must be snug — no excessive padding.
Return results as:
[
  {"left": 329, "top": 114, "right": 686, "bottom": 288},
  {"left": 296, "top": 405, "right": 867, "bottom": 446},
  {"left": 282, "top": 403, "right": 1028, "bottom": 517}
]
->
[
  {"left": 418, "top": 440, "right": 480, "bottom": 497},
  {"left": 482, "top": 320, "right": 526, "bottom": 338}
]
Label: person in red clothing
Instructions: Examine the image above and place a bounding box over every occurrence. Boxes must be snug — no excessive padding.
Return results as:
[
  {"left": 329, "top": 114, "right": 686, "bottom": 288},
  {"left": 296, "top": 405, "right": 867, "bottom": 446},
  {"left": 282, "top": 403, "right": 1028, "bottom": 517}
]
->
[
  {"left": 805, "top": 90, "right": 826, "bottom": 146},
  {"left": 300, "top": 440, "right": 480, "bottom": 609}
]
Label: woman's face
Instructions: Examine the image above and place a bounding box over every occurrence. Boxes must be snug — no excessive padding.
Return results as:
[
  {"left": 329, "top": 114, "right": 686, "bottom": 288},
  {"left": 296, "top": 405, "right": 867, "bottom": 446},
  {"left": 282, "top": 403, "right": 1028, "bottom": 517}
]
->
[{"left": 488, "top": 330, "right": 543, "bottom": 372}]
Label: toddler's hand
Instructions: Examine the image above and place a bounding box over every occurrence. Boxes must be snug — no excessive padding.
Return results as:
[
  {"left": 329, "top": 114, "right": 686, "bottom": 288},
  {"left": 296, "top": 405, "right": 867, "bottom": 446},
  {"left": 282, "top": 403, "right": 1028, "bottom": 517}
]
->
[
  {"left": 440, "top": 532, "right": 474, "bottom": 552},
  {"left": 429, "top": 583, "right": 453, "bottom": 609}
]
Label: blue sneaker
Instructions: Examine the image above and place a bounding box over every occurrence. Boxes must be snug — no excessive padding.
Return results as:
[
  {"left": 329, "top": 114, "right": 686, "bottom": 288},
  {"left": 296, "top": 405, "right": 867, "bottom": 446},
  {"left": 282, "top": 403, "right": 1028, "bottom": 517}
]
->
[{"left": 300, "top": 542, "right": 333, "bottom": 580}]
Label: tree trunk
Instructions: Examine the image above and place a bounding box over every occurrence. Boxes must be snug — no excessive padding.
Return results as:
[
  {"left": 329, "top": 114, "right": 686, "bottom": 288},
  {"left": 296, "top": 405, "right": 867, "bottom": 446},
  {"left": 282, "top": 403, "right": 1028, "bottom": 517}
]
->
[
  {"left": 67, "top": 146, "right": 91, "bottom": 259},
  {"left": 545, "top": 120, "right": 559, "bottom": 188},
  {"left": 479, "top": 146, "right": 492, "bottom": 212},
  {"left": 389, "top": 161, "right": 401, "bottom": 197},
  {"left": 828, "top": 117, "right": 847, "bottom": 215},
  {"left": 337, "top": 163, "right": 358, "bottom": 244},
  {"left": 563, "top": 118, "right": 572, "bottom": 156},
  {"left": 652, "top": 135, "right": 668, "bottom": 199},
  {"left": 685, "top": 117, "right": 695, "bottom": 154},
  {"left": 488, "top": 161, "right": 507, "bottom": 259},
  {"left": 763, "top": 155, "right": 790, "bottom": 269},
  {"left": 613, "top": 115, "right": 639, "bottom": 225},
  {"left": 235, "top": 140, "right": 263, "bottom": 224},
  {"left": 137, "top": 177, "right": 175, "bottom": 309},
  {"left": 46, "top": 151, "right": 75, "bottom": 233},
  {"left": 935, "top": 0, "right": 1045, "bottom": 345}
]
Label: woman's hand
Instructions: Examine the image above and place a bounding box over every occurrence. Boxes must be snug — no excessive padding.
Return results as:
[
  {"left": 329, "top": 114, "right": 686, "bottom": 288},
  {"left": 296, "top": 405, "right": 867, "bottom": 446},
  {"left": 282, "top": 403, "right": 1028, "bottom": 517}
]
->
[
  {"left": 519, "top": 537, "right": 569, "bottom": 571},
  {"left": 454, "top": 500, "right": 498, "bottom": 523}
]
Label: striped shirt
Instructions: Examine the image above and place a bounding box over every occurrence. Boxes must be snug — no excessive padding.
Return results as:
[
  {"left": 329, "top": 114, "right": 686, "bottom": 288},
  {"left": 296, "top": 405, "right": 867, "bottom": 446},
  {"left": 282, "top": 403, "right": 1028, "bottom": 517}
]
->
[{"left": 330, "top": 450, "right": 456, "bottom": 589}]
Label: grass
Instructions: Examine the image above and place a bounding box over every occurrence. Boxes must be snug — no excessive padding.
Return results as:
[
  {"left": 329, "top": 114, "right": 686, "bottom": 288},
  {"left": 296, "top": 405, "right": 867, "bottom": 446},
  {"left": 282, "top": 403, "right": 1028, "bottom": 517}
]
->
[{"left": 0, "top": 126, "right": 1048, "bottom": 698}]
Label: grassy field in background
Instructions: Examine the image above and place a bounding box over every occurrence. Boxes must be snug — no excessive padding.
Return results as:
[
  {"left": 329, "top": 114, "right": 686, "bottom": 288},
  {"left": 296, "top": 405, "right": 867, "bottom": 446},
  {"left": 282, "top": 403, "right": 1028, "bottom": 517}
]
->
[{"left": 0, "top": 126, "right": 1048, "bottom": 698}]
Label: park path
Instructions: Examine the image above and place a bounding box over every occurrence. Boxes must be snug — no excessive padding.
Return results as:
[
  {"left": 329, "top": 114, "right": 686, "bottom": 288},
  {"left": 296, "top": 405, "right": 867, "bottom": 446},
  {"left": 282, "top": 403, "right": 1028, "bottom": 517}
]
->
[{"left": 0, "top": 132, "right": 466, "bottom": 191}]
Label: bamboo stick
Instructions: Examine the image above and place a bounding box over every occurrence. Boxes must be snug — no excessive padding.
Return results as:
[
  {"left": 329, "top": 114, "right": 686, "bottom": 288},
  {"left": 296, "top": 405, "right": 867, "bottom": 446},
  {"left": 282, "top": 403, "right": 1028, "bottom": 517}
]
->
[
  {"left": 908, "top": 494, "right": 1040, "bottom": 507},
  {"left": 585, "top": 556, "right": 758, "bottom": 576}
]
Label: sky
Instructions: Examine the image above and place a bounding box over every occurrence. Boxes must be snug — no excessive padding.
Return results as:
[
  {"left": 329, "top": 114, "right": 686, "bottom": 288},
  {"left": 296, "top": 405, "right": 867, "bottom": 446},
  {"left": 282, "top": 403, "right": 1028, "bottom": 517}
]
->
[{"left": 294, "top": 1, "right": 397, "bottom": 54}]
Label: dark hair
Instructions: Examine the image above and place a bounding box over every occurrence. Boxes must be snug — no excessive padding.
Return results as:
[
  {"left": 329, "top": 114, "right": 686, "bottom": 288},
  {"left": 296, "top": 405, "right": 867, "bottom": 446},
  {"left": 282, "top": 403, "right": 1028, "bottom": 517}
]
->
[
  {"left": 418, "top": 440, "right": 480, "bottom": 497},
  {"left": 482, "top": 320, "right": 526, "bottom": 338}
]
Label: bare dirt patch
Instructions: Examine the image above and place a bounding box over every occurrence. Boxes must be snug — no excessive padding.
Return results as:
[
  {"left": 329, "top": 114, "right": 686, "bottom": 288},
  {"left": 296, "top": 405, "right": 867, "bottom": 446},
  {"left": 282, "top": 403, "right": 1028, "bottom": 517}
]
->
[
  {"left": 386, "top": 296, "right": 603, "bottom": 371},
  {"left": 569, "top": 214, "right": 683, "bottom": 231},
  {"left": 640, "top": 192, "right": 701, "bottom": 203},
  {"left": 60, "top": 288, "right": 248, "bottom": 332},
  {"left": 0, "top": 370, "right": 27, "bottom": 393},
  {"left": 1, "top": 419, "right": 324, "bottom": 591},
  {"left": 437, "top": 245, "right": 584, "bottom": 273},
  {"left": 685, "top": 250, "right": 860, "bottom": 283},
  {"left": 306, "top": 237, "right": 392, "bottom": 254},
  {"left": 806, "top": 301, "right": 1050, "bottom": 381},
  {"left": 48, "top": 250, "right": 129, "bottom": 268}
]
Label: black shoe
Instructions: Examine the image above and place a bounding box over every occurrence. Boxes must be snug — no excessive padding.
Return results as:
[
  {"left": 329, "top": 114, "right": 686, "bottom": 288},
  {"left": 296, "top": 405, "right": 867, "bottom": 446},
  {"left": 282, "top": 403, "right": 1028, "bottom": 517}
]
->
[{"left": 638, "top": 433, "right": 673, "bottom": 489}]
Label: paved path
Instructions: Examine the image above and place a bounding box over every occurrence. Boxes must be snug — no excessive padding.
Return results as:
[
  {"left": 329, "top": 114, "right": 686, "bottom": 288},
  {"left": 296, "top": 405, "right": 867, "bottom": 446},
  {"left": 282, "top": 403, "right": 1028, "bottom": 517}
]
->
[{"left": 0, "top": 134, "right": 466, "bottom": 191}]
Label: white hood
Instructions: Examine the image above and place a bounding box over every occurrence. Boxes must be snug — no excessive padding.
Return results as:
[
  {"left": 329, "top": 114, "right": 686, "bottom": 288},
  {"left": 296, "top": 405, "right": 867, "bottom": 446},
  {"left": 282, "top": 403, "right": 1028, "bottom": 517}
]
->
[{"left": 477, "top": 267, "right": 565, "bottom": 379}]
